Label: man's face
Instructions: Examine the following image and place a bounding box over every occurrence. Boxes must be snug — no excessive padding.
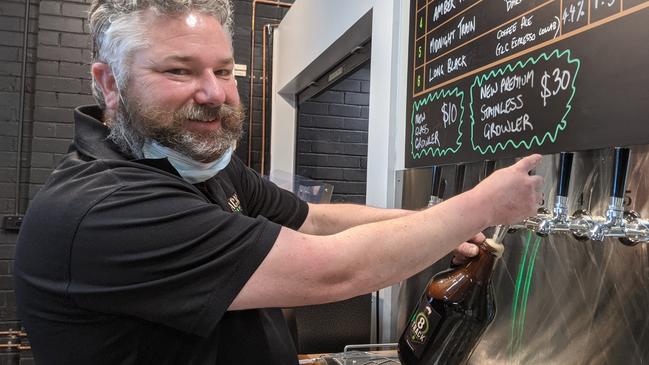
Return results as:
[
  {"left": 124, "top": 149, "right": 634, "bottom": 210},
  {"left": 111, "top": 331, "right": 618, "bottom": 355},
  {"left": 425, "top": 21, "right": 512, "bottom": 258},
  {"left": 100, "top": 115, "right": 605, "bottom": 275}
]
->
[{"left": 116, "top": 10, "right": 243, "bottom": 162}]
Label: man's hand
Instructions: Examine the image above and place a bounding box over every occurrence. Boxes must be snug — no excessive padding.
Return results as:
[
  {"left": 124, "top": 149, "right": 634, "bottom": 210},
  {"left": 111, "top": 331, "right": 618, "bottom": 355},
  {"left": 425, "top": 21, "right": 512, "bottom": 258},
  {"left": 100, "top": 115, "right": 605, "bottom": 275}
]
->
[
  {"left": 450, "top": 232, "right": 485, "bottom": 266},
  {"left": 471, "top": 154, "right": 544, "bottom": 226}
]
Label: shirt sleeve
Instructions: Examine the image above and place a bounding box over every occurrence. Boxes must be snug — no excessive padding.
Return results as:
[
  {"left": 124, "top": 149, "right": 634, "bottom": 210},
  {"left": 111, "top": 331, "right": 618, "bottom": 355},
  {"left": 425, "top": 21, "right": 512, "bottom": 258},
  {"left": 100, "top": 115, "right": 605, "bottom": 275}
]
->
[
  {"left": 228, "top": 156, "right": 308, "bottom": 230},
  {"left": 68, "top": 175, "right": 279, "bottom": 337}
]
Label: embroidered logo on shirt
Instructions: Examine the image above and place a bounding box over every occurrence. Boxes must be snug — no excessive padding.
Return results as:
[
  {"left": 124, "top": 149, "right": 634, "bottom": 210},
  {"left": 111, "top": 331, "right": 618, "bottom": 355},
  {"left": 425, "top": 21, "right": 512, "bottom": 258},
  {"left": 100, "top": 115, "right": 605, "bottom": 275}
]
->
[{"left": 227, "top": 194, "right": 242, "bottom": 213}]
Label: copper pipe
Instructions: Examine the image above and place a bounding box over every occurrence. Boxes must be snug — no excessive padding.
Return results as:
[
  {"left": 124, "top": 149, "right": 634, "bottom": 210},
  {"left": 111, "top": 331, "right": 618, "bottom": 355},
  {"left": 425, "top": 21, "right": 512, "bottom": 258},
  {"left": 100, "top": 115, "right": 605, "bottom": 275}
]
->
[
  {"left": 0, "top": 330, "right": 31, "bottom": 350},
  {"left": 261, "top": 24, "right": 268, "bottom": 174},
  {"left": 261, "top": 23, "right": 279, "bottom": 175},
  {"left": 0, "top": 331, "right": 27, "bottom": 336},
  {"left": 0, "top": 344, "right": 31, "bottom": 351},
  {"left": 248, "top": 0, "right": 292, "bottom": 169}
]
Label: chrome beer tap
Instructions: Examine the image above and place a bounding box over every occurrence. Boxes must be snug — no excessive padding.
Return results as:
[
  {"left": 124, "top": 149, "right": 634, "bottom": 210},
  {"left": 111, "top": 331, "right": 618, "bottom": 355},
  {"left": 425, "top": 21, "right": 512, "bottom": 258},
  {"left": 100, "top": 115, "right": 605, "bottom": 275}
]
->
[
  {"left": 586, "top": 147, "right": 630, "bottom": 241},
  {"left": 599, "top": 148, "right": 649, "bottom": 246},
  {"left": 569, "top": 148, "right": 649, "bottom": 244},
  {"left": 453, "top": 164, "right": 466, "bottom": 197},
  {"left": 569, "top": 207, "right": 596, "bottom": 241},
  {"left": 619, "top": 211, "right": 649, "bottom": 246},
  {"left": 482, "top": 160, "right": 496, "bottom": 180},
  {"left": 570, "top": 147, "right": 629, "bottom": 241},
  {"left": 525, "top": 152, "right": 574, "bottom": 236},
  {"left": 427, "top": 165, "right": 444, "bottom": 207}
]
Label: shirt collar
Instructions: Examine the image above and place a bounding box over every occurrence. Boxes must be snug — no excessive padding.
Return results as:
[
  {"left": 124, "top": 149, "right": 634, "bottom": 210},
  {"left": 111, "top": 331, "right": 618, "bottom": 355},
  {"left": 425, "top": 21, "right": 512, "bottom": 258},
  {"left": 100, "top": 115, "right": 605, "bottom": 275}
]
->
[
  {"left": 72, "top": 105, "right": 181, "bottom": 177},
  {"left": 73, "top": 105, "right": 129, "bottom": 161}
]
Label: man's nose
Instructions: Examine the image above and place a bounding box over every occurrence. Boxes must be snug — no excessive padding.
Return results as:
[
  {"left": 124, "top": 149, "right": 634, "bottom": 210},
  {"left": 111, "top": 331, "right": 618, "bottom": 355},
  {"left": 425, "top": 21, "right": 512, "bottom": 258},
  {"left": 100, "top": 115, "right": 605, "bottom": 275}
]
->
[{"left": 194, "top": 71, "right": 226, "bottom": 106}]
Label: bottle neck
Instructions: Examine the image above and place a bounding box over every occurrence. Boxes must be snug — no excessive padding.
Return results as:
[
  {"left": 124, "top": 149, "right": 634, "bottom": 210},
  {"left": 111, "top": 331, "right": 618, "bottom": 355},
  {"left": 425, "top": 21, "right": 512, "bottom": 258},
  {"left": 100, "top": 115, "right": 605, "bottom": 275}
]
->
[
  {"left": 425, "top": 239, "right": 503, "bottom": 301},
  {"left": 482, "top": 238, "right": 504, "bottom": 258},
  {"left": 467, "top": 240, "right": 500, "bottom": 284}
]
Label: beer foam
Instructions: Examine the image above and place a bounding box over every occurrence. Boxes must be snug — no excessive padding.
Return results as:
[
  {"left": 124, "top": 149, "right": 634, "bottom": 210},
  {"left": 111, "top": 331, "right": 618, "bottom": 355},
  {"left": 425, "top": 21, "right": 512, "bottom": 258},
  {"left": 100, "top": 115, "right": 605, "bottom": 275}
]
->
[{"left": 484, "top": 238, "right": 504, "bottom": 258}]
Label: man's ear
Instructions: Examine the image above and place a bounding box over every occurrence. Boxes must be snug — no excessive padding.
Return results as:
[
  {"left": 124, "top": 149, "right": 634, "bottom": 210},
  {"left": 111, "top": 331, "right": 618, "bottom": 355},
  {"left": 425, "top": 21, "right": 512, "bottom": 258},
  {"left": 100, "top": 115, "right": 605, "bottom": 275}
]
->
[{"left": 91, "top": 62, "right": 120, "bottom": 111}]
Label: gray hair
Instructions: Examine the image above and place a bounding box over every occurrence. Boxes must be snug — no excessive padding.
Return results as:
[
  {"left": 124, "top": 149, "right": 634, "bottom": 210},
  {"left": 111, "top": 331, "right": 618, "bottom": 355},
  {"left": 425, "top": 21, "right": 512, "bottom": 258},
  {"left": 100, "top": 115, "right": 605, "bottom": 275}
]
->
[{"left": 88, "top": 0, "right": 234, "bottom": 109}]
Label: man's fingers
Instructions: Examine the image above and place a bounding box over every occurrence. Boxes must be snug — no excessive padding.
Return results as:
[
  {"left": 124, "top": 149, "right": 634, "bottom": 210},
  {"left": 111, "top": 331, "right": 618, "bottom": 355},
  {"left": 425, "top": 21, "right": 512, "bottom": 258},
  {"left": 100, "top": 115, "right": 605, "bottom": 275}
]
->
[
  {"left": 456, "top": 242, "right": 479, "bottom": 257},
  {"left": 468, "top": 232, "right": 486, "bottom": 244},
  {"left": 451, "top": 256, "right": 467, "bottom": 266},
  {"left": 515, "top": 154, "right": 542, "bottom": 173},
  {"left": 451, "top": 242, "right": 480, "bottom": 266},
  {"left": 531, "top": 175, "right": 544, "bottom": 190}
]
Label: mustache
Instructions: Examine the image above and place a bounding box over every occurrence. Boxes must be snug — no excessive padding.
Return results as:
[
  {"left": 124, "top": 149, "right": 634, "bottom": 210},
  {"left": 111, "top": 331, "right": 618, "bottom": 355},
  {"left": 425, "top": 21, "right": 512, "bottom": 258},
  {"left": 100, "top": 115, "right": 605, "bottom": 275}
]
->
[{"left": 173, "top": 103, "right": 244, "bottom": 127}]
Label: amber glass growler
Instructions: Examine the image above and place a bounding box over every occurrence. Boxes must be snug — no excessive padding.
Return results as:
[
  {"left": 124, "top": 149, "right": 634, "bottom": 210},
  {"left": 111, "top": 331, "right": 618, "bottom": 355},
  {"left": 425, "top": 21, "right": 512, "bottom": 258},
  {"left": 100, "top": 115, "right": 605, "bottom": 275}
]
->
[{"left": 397, "top": 226, "right": 507, "bottom": 365}]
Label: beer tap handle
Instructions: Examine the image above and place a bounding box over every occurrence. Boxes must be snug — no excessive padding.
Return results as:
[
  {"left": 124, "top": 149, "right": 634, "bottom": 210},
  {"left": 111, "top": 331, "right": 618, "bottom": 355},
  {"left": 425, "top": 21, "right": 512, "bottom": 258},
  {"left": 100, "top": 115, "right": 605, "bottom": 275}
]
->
[
  {"left": 588, "top": 147, "right": 631, "bottom": 241},
  {"left": 428, "top": 166, "right": 444, "bottom": 207},
  {"left": 610, "top": 147, "right": 630, "bottom": 200},
  {"left": 454, "top": 164, "right": 466, "bottom": 195},
  {"left": 605, "top": 147, "right": 645, "bottom": 246},
  {"left": 549, "top": 152, "right": 573, "bottom": 224},
  {"left": 530, "top": 152, "right": 574, "bottom": 237},
  {"left": 481, "top": 160, "right": 495, "bottom": 181},
  {"left": 557, "top": 152, "right": 574, "bottom": 198},
  {"left": 431, "top": 165, "right": 443, "bottom": 198}
]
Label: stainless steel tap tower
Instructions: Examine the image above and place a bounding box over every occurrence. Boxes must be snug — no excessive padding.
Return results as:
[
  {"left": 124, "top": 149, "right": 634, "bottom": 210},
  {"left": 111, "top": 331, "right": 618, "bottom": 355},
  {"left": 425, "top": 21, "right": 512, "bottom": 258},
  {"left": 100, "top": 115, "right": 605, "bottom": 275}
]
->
[
  {"left": 524, "top": 148, "right": 649, "bottom": 244},
  {"left": 395, "top": 145, "right": 649, "bottom": 364}
]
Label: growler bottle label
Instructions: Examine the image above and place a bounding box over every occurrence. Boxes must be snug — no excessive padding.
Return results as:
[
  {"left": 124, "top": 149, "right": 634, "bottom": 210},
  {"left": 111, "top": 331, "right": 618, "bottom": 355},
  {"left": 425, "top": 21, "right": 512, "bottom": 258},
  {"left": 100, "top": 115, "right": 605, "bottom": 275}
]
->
[{"left": 404, "top": 295, "right": 441, "bottom": 358}]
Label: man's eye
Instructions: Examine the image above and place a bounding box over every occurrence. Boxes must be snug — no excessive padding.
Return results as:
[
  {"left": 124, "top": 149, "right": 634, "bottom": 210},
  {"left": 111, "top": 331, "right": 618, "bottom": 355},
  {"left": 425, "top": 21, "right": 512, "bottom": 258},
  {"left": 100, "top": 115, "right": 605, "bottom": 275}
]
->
[
  {"left": 215, "top": 69, "right": 232, "bottom": 77},
  {"left": 166, "top": 69, "right": 190, "bottom": 76}
]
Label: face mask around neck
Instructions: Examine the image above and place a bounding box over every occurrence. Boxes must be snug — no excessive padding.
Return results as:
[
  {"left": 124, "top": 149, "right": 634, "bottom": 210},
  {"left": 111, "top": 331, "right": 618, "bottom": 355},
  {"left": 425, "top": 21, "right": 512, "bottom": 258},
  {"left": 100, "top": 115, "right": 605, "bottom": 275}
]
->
[{"left": 141, "top": 139, "right": 234, "bottom": 184}]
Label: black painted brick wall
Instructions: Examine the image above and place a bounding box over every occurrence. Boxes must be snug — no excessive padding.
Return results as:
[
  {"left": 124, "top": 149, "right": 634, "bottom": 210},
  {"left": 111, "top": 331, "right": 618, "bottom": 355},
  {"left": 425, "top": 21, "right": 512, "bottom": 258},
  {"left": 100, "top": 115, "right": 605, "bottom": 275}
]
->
[
  {"left": 233, "top": 0, "right": 294, "bottom": 174},
  {"left": 0, "top": 0, "right": 292, "bottom": 359},
  {"left": 0, "top": 0, "right": 39, "bottom": 217},
  {"left": 0, "top": 0, "right": 39, "bottom": 358},
  {"left": 296, "top": 64, "right": 370, "bottom": 204}
]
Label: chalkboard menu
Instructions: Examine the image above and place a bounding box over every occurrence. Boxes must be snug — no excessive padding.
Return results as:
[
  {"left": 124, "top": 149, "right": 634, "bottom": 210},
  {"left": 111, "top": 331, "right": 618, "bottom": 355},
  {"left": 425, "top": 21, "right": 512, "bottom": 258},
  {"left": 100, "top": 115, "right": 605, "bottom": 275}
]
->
[{"left": 405, "top": 0, "right": 649, "bottom": 167}]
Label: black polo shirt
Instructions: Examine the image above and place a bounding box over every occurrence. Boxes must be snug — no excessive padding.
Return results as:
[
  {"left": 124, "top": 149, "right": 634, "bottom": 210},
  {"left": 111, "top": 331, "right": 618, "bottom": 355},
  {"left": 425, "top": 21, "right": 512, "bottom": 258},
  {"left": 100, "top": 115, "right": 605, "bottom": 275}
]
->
[{"left": 14, "top": 105, "right": 308, "bottom": 364}]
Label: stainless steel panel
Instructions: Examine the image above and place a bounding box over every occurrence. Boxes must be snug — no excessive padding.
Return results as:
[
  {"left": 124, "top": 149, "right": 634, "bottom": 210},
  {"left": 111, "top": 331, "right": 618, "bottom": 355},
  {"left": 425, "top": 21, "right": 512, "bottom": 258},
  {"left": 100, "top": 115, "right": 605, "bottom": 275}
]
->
[{"left": 396, "top": 146, "right": 649, "bottom": 364}]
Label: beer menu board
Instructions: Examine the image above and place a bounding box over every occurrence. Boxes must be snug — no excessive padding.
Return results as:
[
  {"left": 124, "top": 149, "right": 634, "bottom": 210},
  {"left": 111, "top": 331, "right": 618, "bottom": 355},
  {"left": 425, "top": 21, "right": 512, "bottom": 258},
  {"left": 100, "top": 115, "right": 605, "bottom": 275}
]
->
[{"left": 405, "top": 0, "right": 649, "bottom": 167}]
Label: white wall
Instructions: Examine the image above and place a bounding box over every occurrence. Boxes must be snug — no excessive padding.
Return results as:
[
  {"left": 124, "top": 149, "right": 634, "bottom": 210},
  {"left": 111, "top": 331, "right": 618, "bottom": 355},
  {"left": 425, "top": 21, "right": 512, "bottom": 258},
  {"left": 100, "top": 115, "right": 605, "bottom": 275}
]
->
[
  {"left": 272, "top": 0, "right": 410, "bottom": 209},
  {"left": 271, "top": 0, "right": 412, "bottom": 341}
]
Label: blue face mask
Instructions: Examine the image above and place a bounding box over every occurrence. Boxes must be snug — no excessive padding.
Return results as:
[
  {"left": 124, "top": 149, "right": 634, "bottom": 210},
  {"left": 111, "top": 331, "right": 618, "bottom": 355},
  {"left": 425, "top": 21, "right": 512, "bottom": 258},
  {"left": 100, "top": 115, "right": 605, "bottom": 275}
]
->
[{"left": 142, "top": 139, "right": 234, "bottom": 184}]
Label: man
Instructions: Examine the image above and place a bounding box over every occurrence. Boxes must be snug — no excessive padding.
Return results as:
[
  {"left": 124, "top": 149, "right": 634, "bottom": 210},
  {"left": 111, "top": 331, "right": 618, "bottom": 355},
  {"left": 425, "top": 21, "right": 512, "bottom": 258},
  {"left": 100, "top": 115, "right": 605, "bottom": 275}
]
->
[{"left": 14, "top": 0, "right": 543, "bottom": 363}]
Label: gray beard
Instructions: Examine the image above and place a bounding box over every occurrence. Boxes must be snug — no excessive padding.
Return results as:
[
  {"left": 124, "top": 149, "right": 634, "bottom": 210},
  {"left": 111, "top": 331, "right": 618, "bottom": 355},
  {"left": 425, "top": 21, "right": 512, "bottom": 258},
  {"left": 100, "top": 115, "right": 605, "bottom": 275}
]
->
[
  {"left": 106, "top": 102, "right": 145, "bottom": 159},
  {"left": 106, "top": 95, "right": 244, "bottom": 162}
]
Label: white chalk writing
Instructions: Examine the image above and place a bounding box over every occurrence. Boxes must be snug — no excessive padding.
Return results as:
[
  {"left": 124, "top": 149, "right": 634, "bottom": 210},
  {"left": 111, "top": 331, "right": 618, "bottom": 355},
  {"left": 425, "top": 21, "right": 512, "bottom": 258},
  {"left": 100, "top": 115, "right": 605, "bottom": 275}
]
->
[
  {"left": 504, "top": 0, "right": 522, "bottom": 11},
  {"left": 430, "top": 29, "right": 456, "bottom": 55},
  {"left": 429, "top": 64, "right": 445, "bottom": 82},
  {"left": 483, "top": 113, "right": 533, "bottom": 140},
  {"left": 480, "top": 94, "right": 524, "bottom": 121},
  {"left": 442, "top": 102, "right": 458, "bottom": 128},
  {"left": 415, "top": 131, "right": 441, "bottom": 149},
  {"left": 415, "top": 112, "right": 426, "bottom": 125},
  {"left": 433, "top": 0, "right": 457, "bottom": 22},
  {"left": 447, "top": 55, "right": 467, "bottom": 73},
  {"left": 457, "top": 16, "right": 476, "bottom": 39}
]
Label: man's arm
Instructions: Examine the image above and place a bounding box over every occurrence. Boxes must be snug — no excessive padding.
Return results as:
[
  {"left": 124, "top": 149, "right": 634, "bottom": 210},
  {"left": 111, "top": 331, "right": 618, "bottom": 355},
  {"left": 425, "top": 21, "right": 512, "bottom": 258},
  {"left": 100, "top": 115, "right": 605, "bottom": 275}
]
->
[
  {"left": 230, "top": 155, "right": 543, "bottom": 310},
  {"left": 298, "top": 203, "right": 415, "bottom": 235}
]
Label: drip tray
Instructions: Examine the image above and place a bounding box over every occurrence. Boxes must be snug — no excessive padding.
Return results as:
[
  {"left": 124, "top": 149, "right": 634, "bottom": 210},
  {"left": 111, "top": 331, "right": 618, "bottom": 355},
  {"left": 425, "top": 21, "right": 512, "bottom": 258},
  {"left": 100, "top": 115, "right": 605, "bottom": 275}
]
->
[
  {"left": 300, "top": 344, "right": 401, "bottom": 365},
  {"left": 321, "top": 351, "right": 400, "bottom": 365}
]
